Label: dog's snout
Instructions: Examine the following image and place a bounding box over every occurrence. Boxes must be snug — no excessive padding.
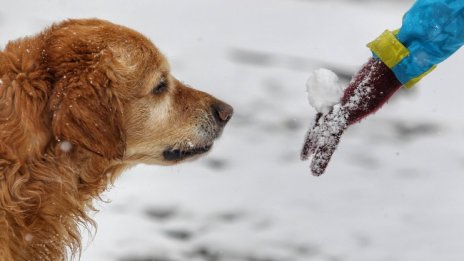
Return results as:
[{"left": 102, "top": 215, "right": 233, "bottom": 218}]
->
[{"left": 212, "top": 101, "right": 233, "bottom": 125}]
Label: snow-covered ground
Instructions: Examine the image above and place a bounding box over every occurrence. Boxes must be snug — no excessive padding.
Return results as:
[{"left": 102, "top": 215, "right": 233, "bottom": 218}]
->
[{"left": 2, "top": 0, "right": 464, "bottom": 260}]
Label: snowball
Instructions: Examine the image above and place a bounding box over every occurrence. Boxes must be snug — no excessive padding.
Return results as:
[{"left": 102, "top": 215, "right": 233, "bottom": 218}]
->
[
  {"left": 306, "top": 68, "right": 344, "bottom": 114},
  {"left": 59, "top": 141, "right": 73, "bottom": 152}
]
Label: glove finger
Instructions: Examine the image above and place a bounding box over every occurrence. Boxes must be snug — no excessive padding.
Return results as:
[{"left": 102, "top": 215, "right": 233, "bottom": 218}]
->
[
  {"left": 310, "top": 129, "right": 344, "bottom": 176},
  {"left": 310, "top": 145, "right": 335, "bottom": 176},
  {"left": 300, "top": 113, "right": 323, "bottom": 160},
  {"left": 300, "top": 129, "right": 314, "bottom": 161}
]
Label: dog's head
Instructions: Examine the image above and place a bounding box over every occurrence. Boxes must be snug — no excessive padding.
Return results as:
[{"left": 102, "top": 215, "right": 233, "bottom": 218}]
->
[{"left": 46, "top": 19, "right": 232, "bottom": 165}]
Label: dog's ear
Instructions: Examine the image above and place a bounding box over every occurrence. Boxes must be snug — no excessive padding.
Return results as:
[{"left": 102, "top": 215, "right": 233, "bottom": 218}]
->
[
  {"left": 49, "top": 68, "right": 125, "bottom": 159},
  {"left": 45, "top": 20, "right": 142, "bottom": 159}
]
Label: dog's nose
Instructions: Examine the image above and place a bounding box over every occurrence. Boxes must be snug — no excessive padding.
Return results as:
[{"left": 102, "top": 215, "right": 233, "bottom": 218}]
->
[{"left": 212, "top": 101, "right": 233, "bottom": 126}]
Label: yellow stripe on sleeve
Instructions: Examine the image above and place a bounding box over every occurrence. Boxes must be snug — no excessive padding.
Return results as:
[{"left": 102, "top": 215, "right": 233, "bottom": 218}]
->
[
  {"left": 367, "top": 30, "right": 409, "bottom": 69},
  {"left": 404, "top": 65, "right": 437, "bottom": 88}
]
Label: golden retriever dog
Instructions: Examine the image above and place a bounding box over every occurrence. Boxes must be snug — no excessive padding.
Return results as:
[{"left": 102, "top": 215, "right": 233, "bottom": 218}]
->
[{"left": 0, "top": 18, "right": 233, "bottom": 260}]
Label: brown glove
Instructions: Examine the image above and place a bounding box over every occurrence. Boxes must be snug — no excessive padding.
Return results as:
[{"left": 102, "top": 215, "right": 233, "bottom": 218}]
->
[{"left": 301, "top": 57, "right": 403, "bottom": 176}]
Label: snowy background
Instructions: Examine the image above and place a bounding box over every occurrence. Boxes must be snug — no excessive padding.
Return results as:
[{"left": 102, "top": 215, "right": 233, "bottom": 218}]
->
[{"left": 2, "top": 0, "right": 464, "bottom": 260}]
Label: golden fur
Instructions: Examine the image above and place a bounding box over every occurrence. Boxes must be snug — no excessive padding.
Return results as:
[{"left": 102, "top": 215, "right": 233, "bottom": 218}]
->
[{"left": 0, "top": 19, "right": 232, "bottom": 260}]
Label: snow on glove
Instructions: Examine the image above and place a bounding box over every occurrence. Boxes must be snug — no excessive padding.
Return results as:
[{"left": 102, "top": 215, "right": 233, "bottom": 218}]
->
[
  {"left": 301, "top": 0, "right": 464, "bottom": 176},
  {"left": 301, "top": 57, "right": 402, "bottom": 176}
]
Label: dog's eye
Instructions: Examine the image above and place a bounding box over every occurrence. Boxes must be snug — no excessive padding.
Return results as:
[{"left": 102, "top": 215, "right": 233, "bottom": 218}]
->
[{"left": 152, "top": 78, "right": 168, "bottom": 95}]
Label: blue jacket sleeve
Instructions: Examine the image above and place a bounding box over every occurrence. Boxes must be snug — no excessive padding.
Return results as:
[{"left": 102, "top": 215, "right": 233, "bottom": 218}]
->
[{"left": 392, "top": 0, "right": 464, "bottom": 85}]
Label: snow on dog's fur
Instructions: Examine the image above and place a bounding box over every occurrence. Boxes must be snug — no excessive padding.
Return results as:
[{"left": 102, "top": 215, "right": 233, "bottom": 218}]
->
[{"left": 0, "top": 19, "right": 232, "bottom": 260}]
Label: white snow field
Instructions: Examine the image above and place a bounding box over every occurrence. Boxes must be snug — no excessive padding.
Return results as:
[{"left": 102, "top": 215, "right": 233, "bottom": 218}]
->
[{"left": 2, "top": 0, "right": 464, "bottom": 260}]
